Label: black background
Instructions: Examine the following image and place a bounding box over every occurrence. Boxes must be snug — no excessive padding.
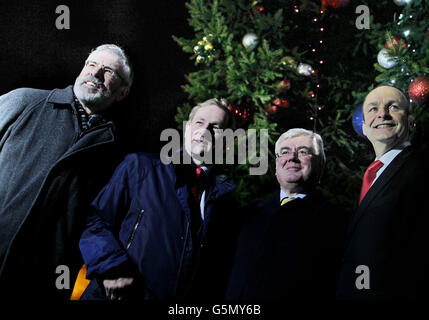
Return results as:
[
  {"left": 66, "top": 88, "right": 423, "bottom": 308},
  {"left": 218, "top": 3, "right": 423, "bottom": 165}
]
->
[{"left": 0, "top": 0, "right": 194, "bottom": 153}]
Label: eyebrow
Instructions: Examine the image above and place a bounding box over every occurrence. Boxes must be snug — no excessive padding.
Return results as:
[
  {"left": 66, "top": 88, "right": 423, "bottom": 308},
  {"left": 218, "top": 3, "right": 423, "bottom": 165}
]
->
[
  {"left": 366, "top": 99, "right": 402, "bottom": 108},
  {"left": 86, "top": 60, "right": 117, "bottom": 70},
  {"left": 366, "top": 101, "right": 378, "bottom": 107},
  {"left": 194, "top": 116, "right": 223, "bottom": 125},
  {"left": 280, "top": 146, "right": 311, "bottom": 151},
  {"left": 386, "top": 100, "right": 401, "bottom": 105}
]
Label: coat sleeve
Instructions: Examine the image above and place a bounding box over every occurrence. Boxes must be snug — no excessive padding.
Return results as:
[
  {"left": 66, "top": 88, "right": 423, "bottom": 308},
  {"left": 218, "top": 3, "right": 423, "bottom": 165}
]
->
[
  {"left": 79, "top": 154, "right": 140, "bottom": 279},
  {"left": 0, "top": 88, "right": 47, "bottom": 148}
]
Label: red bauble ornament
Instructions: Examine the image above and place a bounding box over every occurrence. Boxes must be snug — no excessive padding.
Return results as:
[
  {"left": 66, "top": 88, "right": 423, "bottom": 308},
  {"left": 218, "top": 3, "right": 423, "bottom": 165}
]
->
[
  {"left": 385, "top": 34, "right": 407, "bottom": 50},
  {"left": 324, "top": 0, "right": 350, "bottom": 8},
  {"left": 264, "top": 98, "right": 290, "bottom": 116},
  {"left": 255, "top": 4, "right": 264, "bottom": 12},
  {"left": 276, "top": 79, "right": 291, "bottom": 92},
  {"left": 272, "top": 98, "right": 290, "bottom": 109},
  {"left": 264, "top": 103, "right": 277, "bottom": 115},
  {"left": 408, "top": 76, "right": 429, "bottom": 105}
]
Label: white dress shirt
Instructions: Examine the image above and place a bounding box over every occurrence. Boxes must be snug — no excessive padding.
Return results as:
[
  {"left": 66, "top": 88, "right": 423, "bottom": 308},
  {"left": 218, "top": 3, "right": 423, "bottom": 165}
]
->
[
  {"left": 199, "top": 166, "right": 208, "bottom": 220},
  {"left": 279, "top": 189, "right": 307, "bottom": 203},
  {"left": 371, "top": 141, "right": 411, "bottom": 186}
]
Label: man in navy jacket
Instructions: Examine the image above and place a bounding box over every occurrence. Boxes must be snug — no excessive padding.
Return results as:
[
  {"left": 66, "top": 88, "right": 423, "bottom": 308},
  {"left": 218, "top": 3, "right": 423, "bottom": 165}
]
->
[{"left": 79, "top": 98, "right": 239, "bottom": 300}]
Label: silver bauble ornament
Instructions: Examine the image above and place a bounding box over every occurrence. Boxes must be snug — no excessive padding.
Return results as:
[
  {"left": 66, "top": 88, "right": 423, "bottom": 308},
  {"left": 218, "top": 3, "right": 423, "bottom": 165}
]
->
[
  {"left": 377, "top": 48, "right": 398, "bottom": 69},
  {"left": 297, "top": 63, "right": 313, "bottom": 76},
  {"left": 242, "top": 33, "right": 258, "bottom": 49}
]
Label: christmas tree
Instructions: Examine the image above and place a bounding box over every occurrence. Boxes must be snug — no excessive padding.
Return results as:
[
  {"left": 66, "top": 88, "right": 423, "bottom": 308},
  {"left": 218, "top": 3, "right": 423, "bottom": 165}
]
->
[{"left": 173, "top": 0, "right": 429, "bottom": 209}]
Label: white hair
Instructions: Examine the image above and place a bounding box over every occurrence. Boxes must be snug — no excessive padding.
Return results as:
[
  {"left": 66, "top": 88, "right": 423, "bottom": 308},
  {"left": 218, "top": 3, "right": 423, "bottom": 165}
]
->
[
  {"left": 275, "top": 128, "right": 326, "bottom": 171},
  {"left": 89, "top": 44, "right": 133, "bottom": 87}
]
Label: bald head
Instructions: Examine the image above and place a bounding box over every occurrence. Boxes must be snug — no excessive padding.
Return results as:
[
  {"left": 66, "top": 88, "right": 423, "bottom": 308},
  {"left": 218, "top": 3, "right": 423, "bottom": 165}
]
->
[
  {"left": 363, "top": 85, "right": 410, "bottom": 120},
  {"left": 362, "top": 85, "right": 414, "bottom": 157}
]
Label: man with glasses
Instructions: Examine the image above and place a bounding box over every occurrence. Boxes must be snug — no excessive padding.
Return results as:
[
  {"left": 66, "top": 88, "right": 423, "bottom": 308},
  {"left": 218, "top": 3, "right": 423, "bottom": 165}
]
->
[
  {"left": 0, "top": 44, "right": 132, "bottom": 300},
  {"left": 226, "top": 128, "right": 348, "bottom": 300}
]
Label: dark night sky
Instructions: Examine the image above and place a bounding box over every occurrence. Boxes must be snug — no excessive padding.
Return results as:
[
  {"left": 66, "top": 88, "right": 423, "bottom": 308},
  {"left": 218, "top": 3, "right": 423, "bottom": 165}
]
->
[{"left": 0, "top": 0, "right": 195, "bottom": 153}]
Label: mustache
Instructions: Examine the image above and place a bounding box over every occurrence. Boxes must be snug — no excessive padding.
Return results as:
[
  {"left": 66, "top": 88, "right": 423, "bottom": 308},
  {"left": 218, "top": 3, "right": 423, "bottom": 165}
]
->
[{"left": 80, "top": 76, "right": 106, "bottom": 91}]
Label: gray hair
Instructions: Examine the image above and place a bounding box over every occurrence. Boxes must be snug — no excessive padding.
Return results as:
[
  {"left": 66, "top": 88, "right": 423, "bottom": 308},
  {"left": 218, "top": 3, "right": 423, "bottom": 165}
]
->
[
  {"left": 275, "top": 128, "right": 326, "bottom": 175},
  {"left": 188, "top": 98, "right": 235, "bottom": 129},
  {"left": 89, "top": 44, "right": 133, "bottom": 87}
]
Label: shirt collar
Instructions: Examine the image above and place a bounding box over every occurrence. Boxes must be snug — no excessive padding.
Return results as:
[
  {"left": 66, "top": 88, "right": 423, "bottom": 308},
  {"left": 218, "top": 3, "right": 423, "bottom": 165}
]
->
[
  {"left": 280, "top": 189, "right": 307, "bottom": 202},
  {"left": 376, "top": 141, "right": 411, "bottom": 166},
  {"left": 199, "top": 165, "right": 208, "bottom": 173}
]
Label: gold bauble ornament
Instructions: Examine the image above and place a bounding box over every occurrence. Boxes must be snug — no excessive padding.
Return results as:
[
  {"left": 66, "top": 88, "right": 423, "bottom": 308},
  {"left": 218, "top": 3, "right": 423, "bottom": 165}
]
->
[
  {"left": 196, "top": 55, "right": 204, "bottom": 64},
  {"left": 280, "top": 56, "right": 298, "bottom": 70},
  {"left": 204, "top": 42, "right": 214, "bottom": 51}
]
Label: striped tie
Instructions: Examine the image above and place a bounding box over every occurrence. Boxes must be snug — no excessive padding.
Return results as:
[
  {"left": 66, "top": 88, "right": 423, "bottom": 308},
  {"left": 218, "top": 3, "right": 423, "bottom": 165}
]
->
[{"left": 280, "top": 197, "right": 294, "bottom": 206}]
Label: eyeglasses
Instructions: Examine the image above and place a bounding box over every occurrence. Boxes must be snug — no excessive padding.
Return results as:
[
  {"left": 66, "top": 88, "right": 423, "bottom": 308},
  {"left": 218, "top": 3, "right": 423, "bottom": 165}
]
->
[
  {"left": 276, "top": 148, "right": 313, "bottom": 159},
  {"left": 85, "top": 60, "right": 125, "bottom": 83}
]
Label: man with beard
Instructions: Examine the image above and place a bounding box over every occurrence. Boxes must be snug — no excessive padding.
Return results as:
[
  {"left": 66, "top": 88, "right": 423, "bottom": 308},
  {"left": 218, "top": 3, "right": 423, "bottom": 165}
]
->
[{"left": 0, "top": 44, "right": 132, "bottom": 300}]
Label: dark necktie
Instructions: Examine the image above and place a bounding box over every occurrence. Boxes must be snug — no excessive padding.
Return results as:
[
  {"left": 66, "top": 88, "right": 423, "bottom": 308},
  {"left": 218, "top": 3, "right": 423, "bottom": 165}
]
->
[{"left": 359, "top": 160, "right": 384, "bottom": 205}]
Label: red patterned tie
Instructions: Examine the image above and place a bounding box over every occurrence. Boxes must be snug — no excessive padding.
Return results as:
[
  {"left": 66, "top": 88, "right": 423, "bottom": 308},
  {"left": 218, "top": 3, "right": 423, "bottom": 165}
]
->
[
  {"left": 359, "top": 160, "right": 384, "bottom": 205},
  {"left": 191, "top": 167, "right": 203, "bottom": 200}
]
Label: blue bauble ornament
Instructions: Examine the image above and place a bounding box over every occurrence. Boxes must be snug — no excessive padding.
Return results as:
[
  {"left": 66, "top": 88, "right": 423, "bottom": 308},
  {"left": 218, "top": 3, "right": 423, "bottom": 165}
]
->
[{"left": 352, "top": 104, "right": 366, "bottom": 138}]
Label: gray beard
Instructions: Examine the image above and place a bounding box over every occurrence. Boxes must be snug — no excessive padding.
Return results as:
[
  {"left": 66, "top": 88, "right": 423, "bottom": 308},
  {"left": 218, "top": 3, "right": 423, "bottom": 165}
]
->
[{"left": 73, "top": 77, "right": 114, "bottom": 111}]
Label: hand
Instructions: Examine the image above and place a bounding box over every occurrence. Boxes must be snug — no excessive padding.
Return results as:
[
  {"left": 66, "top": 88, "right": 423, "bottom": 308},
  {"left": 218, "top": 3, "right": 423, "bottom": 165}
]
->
[{"left": 103, "top": 277, "right": 134, "bottom": 300}]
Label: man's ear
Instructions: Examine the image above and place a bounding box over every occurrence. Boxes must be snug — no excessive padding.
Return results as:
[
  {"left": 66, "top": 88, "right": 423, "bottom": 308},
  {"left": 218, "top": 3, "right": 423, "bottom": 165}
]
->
[
  {"left": 362, "top": 120, "right": 368, "bottom": 137},
  {"left": 183, "top": 121, "right": 192, "bottom": 141},
  {"left": 184, "top": 120, "right": 191, "bottom": 131},
  {"left": 115, "top": 86, "right": 130, "bottom": 102}
]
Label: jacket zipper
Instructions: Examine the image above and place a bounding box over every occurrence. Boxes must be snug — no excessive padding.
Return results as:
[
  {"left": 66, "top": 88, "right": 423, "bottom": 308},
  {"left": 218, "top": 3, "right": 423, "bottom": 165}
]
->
[
  {"left": 174, "top": 221, "right": 190, "bottom": 295},
  {"left": 126, "top": 209, "right": 145, "bottom": 250}
]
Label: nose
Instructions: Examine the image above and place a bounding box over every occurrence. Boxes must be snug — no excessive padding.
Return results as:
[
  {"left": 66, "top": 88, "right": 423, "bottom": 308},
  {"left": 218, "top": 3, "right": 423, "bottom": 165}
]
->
[
  {"left": 90, "top": 66, "right": 105, "bottom": 80},
  {"left": 196, "top": 123, "right": 214, "bottom": 137},
  {"left": 284, "top": 151, "right": 300, "bottom": 162},
  {"left": 194, "top": 125, "right": 211, "bottom": 140},
  {"left": 377, "top": 107, "right": 391, "bottom": 119}
]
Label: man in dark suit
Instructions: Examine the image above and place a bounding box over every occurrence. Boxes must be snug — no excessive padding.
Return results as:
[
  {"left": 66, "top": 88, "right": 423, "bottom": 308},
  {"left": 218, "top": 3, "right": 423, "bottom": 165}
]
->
[
  {"left": 337, "top": 85, "right": 429, "bottom": 299},
  {"left": 226, "top": 128, "right": 348, "bottom": 300}
]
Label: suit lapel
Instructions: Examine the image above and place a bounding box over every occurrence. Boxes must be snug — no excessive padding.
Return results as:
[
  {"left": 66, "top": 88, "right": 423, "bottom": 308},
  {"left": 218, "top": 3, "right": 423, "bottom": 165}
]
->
[
  {"left": 264, "top": 193, "right": 281, "bottom": 216},
  {"left": 346, "top": 146, "right": 414, "bottom": 240}
]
